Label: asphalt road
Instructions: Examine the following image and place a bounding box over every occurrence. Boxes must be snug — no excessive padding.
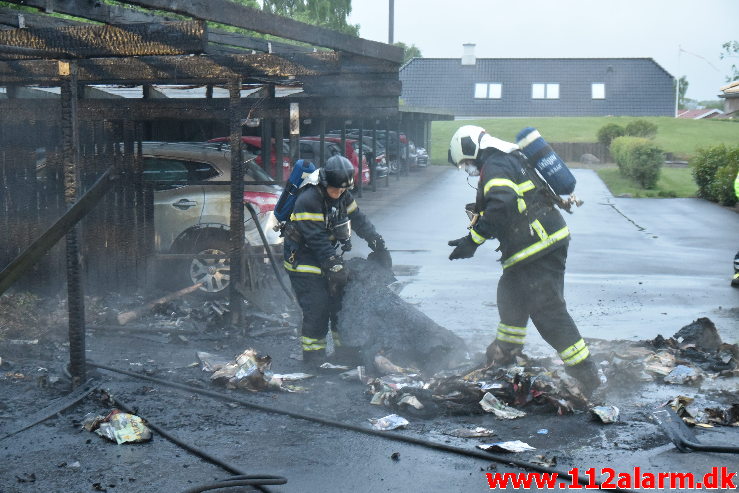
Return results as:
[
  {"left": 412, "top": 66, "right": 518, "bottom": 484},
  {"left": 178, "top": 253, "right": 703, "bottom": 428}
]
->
[
  {"left": 355, "top": 166, "right": 739, "bottom": 355},
  {"left": 1, "top": 165, "right": 737, "bottom": 493}
]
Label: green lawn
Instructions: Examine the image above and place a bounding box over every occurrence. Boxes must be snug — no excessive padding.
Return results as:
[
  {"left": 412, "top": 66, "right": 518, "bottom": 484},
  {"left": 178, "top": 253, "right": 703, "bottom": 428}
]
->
[
  {"left": 594, "top": 167, "right": 698, "bottom": 198},
  {"left": 430, "top": 117, "right": 739, "bottom": 165}
]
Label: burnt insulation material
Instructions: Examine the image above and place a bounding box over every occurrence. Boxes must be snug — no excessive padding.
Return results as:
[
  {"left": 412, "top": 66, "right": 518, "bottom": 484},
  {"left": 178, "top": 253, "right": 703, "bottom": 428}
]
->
[{"left": 338, "top": 258, "right": 468, "bottom": 375}]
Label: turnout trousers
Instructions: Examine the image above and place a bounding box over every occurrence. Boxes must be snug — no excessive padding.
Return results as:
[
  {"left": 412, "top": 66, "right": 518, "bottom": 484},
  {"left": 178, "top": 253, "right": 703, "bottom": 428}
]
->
[
  {"left": 496, "top": 245, "right": 590, "bottom": 366},
  {"left": 288, "top": 273, "right": 342, "bottom": 354}
]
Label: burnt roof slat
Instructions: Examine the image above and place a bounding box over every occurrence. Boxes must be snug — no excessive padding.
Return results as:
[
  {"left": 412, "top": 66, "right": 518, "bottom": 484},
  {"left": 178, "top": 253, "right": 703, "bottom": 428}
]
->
[
  {"left": 0, "top": 50, "right": 400, "bottom": 85},
  {"left": 0, "top": 20, "right": 207, "bottom": 59},
  {"left": 0, "top": 8, "right": 83, "bottom": 29},
  {"left": 0, "top": 97, "right": 400, "bottom": 120},
  {"left": 119, "top": 0, "right": 403, "bottom": 63},
  {"left": 2, "top": 0, "right": 402, "bottom": 62},
  {"left": 0, "top": 2, "right": 316, "bottom": 56},
  {"left": 0, "top": 52, "right": 330, "bottom": 84}
]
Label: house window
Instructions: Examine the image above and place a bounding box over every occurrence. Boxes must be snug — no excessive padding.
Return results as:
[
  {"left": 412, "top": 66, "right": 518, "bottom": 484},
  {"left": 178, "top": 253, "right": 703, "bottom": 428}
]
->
[
  {"left": 592, "top": 83, "right": 605, "bottom": 99},
  {"left": 532, "top": 83, "right": 559, "bottom": 99},
  {"left": 474, "top": 83, "right": 487, "bottom": 98},
  {"left": 474, "top": 83, "right": 502, "bottom": 99}
]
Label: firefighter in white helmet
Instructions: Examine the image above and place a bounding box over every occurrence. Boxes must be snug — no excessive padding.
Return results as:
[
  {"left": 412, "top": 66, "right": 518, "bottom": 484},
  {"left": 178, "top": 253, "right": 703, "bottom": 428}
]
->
[{"left": 448, "top": 125, "right": 601, "bottom": 397}]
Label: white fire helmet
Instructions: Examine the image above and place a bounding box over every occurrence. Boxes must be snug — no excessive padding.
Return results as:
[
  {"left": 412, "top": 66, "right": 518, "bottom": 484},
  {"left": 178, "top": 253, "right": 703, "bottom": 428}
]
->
[{"left": 448, "top": 125, "right": 519, "bottom": 166}]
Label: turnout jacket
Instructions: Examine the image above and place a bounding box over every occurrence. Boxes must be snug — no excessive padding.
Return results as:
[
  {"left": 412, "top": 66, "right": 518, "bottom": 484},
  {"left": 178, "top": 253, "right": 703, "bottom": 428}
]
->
[
  {"left": 470, "top": 149, "right": 569, "bottom": 270},
  {"left": 283, "top": 185, "right": 378, "bottom": 276}
]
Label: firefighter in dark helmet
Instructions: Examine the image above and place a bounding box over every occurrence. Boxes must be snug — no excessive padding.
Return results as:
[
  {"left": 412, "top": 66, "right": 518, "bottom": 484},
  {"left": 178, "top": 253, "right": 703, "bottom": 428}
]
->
[
  {"left": 447, "top": 125, "right": 602, "bottom": 397},
  {"left": 282, "top": 154, "right": 391, "bottom": 366}
]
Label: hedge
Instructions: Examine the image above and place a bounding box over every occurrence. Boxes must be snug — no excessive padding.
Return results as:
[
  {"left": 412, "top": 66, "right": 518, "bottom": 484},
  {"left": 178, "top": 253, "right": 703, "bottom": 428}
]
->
[
  {"left": 610, "top": 136, "right": 664, "bottom": 189},
  {"left": 690, "top": 144, "right": 739, "bottom": 206},
  {"left": 597, "top": 123, "right": 625, "bottom": 147}
]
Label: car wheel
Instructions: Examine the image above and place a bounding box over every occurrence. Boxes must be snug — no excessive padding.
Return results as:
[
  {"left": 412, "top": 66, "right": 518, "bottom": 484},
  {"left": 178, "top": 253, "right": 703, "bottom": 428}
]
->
[
  {"left": 388, "top": 159, "right": 400, "bottom": 174},
  {"left": 188, "top": 239, "right": 231, "bottom": 298}
]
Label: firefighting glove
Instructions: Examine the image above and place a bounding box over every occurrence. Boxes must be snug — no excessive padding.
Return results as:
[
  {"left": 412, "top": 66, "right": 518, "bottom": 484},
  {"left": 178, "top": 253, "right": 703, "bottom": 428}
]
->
[
  {"left": 323, "top": 256, "right": 349, "bottom": 296},
  {"left": 367, "top": 234, "right": 392, "bottom": 269},
  {"left": 448, "top": 234, "right": 479, "bottom": 260}
]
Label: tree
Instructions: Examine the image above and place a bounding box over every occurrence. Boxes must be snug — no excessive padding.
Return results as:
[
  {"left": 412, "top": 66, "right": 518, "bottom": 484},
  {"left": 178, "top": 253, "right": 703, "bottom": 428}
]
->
[
  {"left": 262, "top": 0, "right": 360, "bottom": 36},
  {"left": 720, "top": 40, "right": 739, "bottom": 82},
  {"left": 674, "top": 75, "right": 689, "bottom": 109},
  {"left": 393, "top": 42, "right": 422, "bottom": 64}
]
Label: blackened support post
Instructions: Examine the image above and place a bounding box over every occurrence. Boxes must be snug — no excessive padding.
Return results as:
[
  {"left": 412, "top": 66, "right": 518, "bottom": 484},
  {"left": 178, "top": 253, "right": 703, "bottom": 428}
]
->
[
  {"left": 60, "top": 60, "right": 86, "bottom": 387},
  {"left": 371, "top": 121, "right": 377, "bottom": 192},
  {"left": 274, "top": 117, "right": 284, "bottom": 183},
  {"left": 357, "top": 119, "right": 363, "bottom": 197},
  {"left": 318, "top": 118, "right": 326, "bottom": 167},
  {"left": 228, "top": 78, "right": 244, "bottom": 326}
]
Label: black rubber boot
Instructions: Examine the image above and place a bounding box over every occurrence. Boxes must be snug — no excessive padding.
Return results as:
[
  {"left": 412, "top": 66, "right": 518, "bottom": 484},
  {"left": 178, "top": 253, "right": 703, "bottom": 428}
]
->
[
  {"left": 485, "top": 340, "right": 523, "bottom": 367},
  {"left": 565, "top": 358, "right": 601, "bottom": 398}
]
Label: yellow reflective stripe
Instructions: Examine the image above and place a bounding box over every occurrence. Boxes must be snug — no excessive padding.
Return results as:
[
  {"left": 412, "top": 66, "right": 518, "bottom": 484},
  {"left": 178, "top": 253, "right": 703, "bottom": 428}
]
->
[
  {"left": 530, "top": 219, "right": 547, "bottom": 239},
  {"left": 283, "top": 260, "right": 322, "bottom": 275},
  {"left": 560, "top": 338, "right": 590, "bottom": 366},
  {"left": 483, "top": 178, "right": 518, "bottom": 195},
  {"left": 502, "top": 226, "right": 570, "bottom": 269},
  {"left": 518, "top": 180, "right": 535, "bottom": 193},
  {"left": 347, "top": 200, "right": 358, "bottom": 214},
  {"left": 291, "top": 212, "right": 324, "bottom": 221},
  {"left": 331, "top": 330, "right": 342, "bottom": 347},
  {"left": 496, "top": 323, "right": 526, "bottom": 344},
  {"left": 497, "top": 323, "right": 527, "bottom": 336},
  {"left": 734, "top": 273, "right": 739, "bottom": 280},
  {"left": 302, "top": 336, "right": 327, "bottom": 351},
  {"left": 470, "top": 228, "right": 486, "bottom": 245},
  {"left": 483, "top": 178, "right": 529, "bottom": 212},
  {"left": 496, "top": 333, "right": 526, "bottom": 344}
]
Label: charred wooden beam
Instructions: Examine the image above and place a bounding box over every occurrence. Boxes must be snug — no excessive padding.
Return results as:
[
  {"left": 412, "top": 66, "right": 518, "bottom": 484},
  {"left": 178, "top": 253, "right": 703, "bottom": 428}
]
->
[
  {"left": 0, "top": 7, "right": 83, "bottom": 29},
  {"left": 2, "top": 0, "right": 402, "bottom": 61},
  {"left": 0, "top": 96, "right": 399, "bottom": 120},
  {"left": 0, "top": 20, "right": 207, "bottom": 59},
  {"left": 0, "top": 3, "right": 315, "bottom": 56},
  {"left": 0, "top": 52, "right": 347, "bottom": 84},
  {"left": 301, "top": 74, "right": 402, "bottom": 97},
  {"left": 114, "top": 0, "right": 403, "bottom": 62}
]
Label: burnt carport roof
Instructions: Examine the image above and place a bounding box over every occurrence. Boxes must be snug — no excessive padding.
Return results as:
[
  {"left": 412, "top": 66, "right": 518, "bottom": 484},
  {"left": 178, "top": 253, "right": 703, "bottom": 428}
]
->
[{"left": 0, "top": 0, "right": 404, "bottom": 119}]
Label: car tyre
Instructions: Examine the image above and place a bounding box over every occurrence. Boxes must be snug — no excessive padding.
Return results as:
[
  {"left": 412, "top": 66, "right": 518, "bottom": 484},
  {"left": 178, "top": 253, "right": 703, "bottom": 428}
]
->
[{"left": 186, "top": 237, "right": 232, "bottom": 299}]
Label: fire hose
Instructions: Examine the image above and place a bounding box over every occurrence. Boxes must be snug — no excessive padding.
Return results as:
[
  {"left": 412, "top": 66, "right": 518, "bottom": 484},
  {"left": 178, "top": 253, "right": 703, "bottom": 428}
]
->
[{"left": 245, "top": 202, "right": 297, "bottom": 306}]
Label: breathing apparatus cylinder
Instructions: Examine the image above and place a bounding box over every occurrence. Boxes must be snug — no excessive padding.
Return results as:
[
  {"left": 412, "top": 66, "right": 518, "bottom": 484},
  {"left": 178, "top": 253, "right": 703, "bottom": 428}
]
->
[{"left": 515, "top": 127, "right": 576, "bottom": 196}]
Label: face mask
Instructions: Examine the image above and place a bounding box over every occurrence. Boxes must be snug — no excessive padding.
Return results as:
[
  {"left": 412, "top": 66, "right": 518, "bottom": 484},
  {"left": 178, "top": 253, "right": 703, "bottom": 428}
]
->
[{"left": 464, "top": 162, "right": 480, "bottom": 177}]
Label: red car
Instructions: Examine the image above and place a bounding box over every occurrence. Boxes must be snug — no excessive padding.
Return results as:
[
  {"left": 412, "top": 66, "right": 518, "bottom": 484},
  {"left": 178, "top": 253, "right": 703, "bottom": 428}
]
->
[
  {"left": 208, "top": 136, "right": 291, "bottom": 181},
  {"left": 301, "top": 136, "right": 371, "bottom": 185}
]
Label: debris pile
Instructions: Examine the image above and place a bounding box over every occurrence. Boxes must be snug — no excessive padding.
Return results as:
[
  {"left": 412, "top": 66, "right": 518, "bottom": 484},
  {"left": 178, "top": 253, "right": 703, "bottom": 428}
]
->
[
  {"left": 364, "top": 362, "right": 589, "bottom": 419},
  {"left": 338, "top": 258, "right": 469, "bottom": 374},
  {"left": 665, "top": 395, "right": 739, "bottom": 427},
  {"left": 602, "top": 317, "right": 738, "bottom": 387},
  {"left": 362, "top": 317, "right": 738, "bottom": 421},
  {"left": 197, "top": 348, "right": 311, "bottom": 392}
]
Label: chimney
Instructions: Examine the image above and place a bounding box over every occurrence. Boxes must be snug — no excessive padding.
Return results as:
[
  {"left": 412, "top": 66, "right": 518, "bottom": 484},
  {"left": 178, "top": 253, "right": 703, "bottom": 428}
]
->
[{"left": 461, "top": 43, "right": 476, "bottom": 66}]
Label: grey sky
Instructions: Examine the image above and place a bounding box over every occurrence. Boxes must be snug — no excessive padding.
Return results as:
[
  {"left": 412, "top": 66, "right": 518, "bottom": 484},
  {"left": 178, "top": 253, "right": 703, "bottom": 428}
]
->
[{"left": 348, "top": 0, "right": 739, "bottom": 102}]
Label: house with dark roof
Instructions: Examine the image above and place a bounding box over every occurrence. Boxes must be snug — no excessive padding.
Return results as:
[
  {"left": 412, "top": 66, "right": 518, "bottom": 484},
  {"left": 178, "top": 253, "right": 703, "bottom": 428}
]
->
[{"left": 400, "top": 44, "right": 675, "bottom": 117}]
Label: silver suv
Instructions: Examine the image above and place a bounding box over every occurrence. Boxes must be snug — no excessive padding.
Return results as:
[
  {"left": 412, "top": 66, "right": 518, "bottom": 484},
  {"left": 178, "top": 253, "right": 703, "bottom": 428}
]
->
[{"left": 142, "top": 142, "right": 283, "bottom": 297}]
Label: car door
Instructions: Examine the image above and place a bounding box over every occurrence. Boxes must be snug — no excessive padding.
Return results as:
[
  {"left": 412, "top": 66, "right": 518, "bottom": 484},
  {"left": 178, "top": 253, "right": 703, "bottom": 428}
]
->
[{"left": 143, "top": 156, "right": 218, "bottom": 252}]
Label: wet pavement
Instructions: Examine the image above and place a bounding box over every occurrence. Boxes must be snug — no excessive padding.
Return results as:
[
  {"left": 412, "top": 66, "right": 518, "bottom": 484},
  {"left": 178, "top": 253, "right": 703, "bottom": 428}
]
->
[{"left": 1, "top": 165, "right": 738, "bottom": 493}]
